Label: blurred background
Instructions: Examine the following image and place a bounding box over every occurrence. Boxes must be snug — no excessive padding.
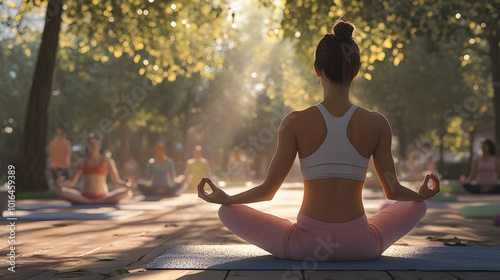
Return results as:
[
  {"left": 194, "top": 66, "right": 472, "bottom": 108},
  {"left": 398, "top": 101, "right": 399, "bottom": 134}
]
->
[{"left": 0, "top": 0, "right": 498, "bottom": 192}]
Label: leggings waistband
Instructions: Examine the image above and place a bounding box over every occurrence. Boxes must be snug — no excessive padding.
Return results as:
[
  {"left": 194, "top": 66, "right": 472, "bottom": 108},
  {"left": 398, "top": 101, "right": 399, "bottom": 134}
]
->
[{"left": 297, "top": 213, "right": 368, "bottom": 231}]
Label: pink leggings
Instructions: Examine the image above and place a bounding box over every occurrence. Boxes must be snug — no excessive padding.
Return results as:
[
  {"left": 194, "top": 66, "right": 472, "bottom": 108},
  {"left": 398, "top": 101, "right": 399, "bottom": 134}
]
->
[{"left": 218, "top": 201, "right": 426, "bottom": 261}]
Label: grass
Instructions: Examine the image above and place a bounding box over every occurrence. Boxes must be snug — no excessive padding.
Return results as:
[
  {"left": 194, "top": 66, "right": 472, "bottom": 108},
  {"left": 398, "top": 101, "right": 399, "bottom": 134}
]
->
[
  {"left": 440, "top": 184, "right": 468, "bottom": 194},
  {"left": 17, "top": 190, "right": 58, "bottom": 199}
]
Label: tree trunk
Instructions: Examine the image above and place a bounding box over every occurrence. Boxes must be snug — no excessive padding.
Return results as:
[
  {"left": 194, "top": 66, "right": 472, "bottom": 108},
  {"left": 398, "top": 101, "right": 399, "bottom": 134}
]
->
[
  {"left": 117, "top": 117, "right": 131, "bottom": 169},
  {"left": 17, "top": 0, "right": 63, "bottom": 191},
  {"left": 438, "top": 117, "right": 445, "bottom": 173},
  {"left": 181, "top": 87, "right": 194, "bottom": 163},
  {"left": 488, "top": 26, "right": 500, "bottom": 155},
  {"left": 468, "top": 125, "right": 475, "bottom": 168}
]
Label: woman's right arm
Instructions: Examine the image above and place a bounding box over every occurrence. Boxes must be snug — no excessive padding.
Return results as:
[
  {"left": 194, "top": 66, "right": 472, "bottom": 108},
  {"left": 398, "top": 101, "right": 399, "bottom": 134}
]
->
[
  {"left": 372, "top": 113, "right": 439, "bottom": 201},
  {"left": 58, "top": 160, "right": 83, "bottom": 188},
  {"left": 466, "top": 159, "right": 478, "bottom": 183}
]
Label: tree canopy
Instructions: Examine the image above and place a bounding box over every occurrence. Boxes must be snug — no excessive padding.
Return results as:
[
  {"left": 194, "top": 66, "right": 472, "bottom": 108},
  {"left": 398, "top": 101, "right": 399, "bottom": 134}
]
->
[{"left": 0, "top": 0, "right": 497, "bottom": 189}]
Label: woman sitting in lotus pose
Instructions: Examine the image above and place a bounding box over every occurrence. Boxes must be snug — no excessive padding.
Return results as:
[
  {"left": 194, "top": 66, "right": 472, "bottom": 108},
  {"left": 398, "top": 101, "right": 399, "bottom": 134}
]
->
[
  {"left": 137, "top": 143, "right": 186, "bottom": 196},
  {"left": 57, "top": 134, "right": 133, "bottom": 205},
  {"left": 197, "top": 19, "right": 439, "bottom": 261},
  {"left": 462, "top": 139, "right": 500, "bottom": 194}
]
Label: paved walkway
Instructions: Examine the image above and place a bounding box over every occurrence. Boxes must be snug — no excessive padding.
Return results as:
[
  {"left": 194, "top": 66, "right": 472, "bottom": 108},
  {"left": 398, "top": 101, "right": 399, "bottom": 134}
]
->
[{"left": 1, "top": 182, "right": 500, "bottom": 279}]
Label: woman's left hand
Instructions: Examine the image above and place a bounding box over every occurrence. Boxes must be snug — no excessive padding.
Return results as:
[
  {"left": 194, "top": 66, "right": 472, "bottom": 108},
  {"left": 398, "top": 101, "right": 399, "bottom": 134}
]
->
[
  {"left": 125, "top": 178, "right": 134, "bottom": 189},
  {"left": 175, "top": 175, "right": 185, "bottom": 184},
  {"left": 198, "top": 178, "right": 230, "bottom": 204}
]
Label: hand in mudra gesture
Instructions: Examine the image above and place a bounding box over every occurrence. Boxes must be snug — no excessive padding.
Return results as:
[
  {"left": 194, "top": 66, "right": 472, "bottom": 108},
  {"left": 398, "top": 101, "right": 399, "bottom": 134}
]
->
[
  {"left": 198, "top": 177, "right": 229, "bottom": 204},
  {"left": 418, "top": 173, "right": 440, "bottom": 200}
]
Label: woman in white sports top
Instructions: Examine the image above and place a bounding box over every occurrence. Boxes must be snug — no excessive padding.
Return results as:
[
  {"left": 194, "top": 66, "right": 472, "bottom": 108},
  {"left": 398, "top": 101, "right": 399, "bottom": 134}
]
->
[{"left": 197, "top": 19, "right": 440, "bottom": 261}]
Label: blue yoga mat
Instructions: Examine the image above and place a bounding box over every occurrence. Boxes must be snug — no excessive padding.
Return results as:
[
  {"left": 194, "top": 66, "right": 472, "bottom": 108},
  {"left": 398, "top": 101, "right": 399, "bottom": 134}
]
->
[
  {"left": 17, "top": 203, "right": 176, "bottom": 210},
  {"left": 147, "top": 245, "right": 500, "bottom": 271},
  {"left": 1, "top": 210, "right": 143, "bottom": 220}
]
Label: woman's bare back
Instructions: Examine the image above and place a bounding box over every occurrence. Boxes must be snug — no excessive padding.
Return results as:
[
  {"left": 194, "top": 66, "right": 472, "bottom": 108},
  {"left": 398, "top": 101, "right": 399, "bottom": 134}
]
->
[{"left": 293, "top": 103, "right": 386, "bottom": 223}]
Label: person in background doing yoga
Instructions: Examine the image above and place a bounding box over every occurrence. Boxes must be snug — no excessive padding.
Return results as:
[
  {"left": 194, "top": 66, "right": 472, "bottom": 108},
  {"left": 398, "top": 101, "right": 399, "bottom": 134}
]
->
[
  {"left": 184, "top": 145, "right": 212, "bottom": 190},
  {"left": 56, "top": 134, "right": 133, "bottom": 205},
  {"left": 49, "top": 125, "right": 72, "bottom": 185},
  {"left": 198, "top": 19, "right": 440, "bottom": 261},
  {"left": 123, "top": 153, "right": 141, "bottom": 181},
  {"left": 137, "top": 143, "right": 186, "bottom": 196},
  {"left": 461, "top": 139, "right": 500, "bottom": 194}
]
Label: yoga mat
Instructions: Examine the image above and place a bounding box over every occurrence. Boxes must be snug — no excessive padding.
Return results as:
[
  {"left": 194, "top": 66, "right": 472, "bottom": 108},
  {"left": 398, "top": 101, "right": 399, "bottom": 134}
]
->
[
  {"left": 17, "top": 203, "right": 176, "bottom": 211},
  {"left": 425, "top": 202, "right": 451, "bottom": 209},
  {"left": 1, "top": 210, "right": 143, "bottom": 220},
  {"left": 377, "top": 201, "right": 450, "bottom": 211},
  {"left": 459, "top": 204, "right": 500, "bottom": 218},
  {"left": 147, "top": 245, "right": 500, "bottom": 271}
]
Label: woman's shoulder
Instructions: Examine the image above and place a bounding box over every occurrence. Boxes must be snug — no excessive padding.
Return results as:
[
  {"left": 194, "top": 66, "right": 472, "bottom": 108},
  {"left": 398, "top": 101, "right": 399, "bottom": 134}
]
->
[
  {"left": 279, "top": 106, "right": 319, "bottom": 132},
  {"left": 103, "top": 157, "right": 116, "bottom": 167},
  {"left": 354, "top": 106, "right": 390, "bottom": 127},
  {"left": 284, "top": 105, "right": 321, "bottom": 121},
  {"left": 355, "top": 105, "right": 384, "bottom": 117}
]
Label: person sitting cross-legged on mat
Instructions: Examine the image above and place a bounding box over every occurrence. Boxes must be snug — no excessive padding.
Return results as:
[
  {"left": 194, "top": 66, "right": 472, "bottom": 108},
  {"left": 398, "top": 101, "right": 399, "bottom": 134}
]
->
[
  {"left": 461, "top": 139, "right": 500, "bottom": 194},
  {"left": 184, "top": 145, "right": 212, "bottom": 191},
  {"left": 56, "top": 134, "right": 133, "bottom": 205},
  {"left": 198, "top": 19, "right": 440, "bottom": 262},
  {"left": 137, "top": 143, "right": 186, "bottom": 196}
]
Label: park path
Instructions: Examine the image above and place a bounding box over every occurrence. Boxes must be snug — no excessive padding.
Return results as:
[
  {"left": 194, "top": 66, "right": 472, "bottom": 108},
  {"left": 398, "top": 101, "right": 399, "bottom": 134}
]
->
[{"left": 1, "top": 182, "right": 500, "bottom": 279}]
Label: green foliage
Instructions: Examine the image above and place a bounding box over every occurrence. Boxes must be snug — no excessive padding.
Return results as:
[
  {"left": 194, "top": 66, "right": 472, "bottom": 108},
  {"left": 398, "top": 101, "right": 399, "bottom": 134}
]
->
[
  {"left": 353, "top": 38, "right": 474, "bottom": 157},
  {"left": 17, "top": 190, "right": 58, "bottom": 199},
  {"left": 3, "top": 0, "right": 496, "bottom": 180},
  {"left": 262, "top": 0, "right": 496, "bottom": 161},
  {"left": 100, "top": 268, "right": 129, "bottom": 278},
  {"left": 0, "top": 38, "right": 37, "bottom": 163},
  {"left": 1, "top": 0, "right": 234, "bottom": 83}
]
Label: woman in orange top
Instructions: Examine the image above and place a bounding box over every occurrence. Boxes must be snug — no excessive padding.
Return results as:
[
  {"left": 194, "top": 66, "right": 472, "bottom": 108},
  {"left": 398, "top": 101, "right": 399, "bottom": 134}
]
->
[{"left": 56, "top": 134, "right": 133, "bottom": 205}]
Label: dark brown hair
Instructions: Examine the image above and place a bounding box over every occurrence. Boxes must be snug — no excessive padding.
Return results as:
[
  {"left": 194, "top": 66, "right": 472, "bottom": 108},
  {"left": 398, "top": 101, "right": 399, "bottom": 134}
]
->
[
  {"left": 483, "top": 139, "right": 497, "bottom": 156},
  {"left": 314, "top": 19, "right": 361, "bottom": 87}
]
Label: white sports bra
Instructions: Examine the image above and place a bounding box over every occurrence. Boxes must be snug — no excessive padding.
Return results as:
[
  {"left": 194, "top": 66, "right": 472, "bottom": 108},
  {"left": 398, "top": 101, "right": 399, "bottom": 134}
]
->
[{"left": 299, "top": 103, "right": 369, "bottom": 181}]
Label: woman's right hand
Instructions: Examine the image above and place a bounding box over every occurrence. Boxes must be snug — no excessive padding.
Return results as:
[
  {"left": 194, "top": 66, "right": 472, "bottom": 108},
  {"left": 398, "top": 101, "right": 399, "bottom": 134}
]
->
[
  {"left": 198, "top": 178, "right": 229, "bottom": 204},
  {"left": 417, "top": 173, "right": 440, "bottom": 199},
  {"left": 55, "top": 178, "right": 64, "bottom": 189}
]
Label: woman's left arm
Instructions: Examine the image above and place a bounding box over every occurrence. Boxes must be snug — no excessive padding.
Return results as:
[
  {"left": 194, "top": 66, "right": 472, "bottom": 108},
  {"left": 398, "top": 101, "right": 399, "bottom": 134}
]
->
[
  {"left": 106, "top": 159, "right": 132, "bottom": 188},
  {"left": 199, "top": 112, "right": 298, "bottom": 204}
]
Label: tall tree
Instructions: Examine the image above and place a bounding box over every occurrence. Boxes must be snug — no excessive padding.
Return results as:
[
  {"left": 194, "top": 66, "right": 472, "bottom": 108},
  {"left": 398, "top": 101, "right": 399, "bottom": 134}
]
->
[
  {"left": 17, "top": 0, "right": 63, "bottom": 191},
  {"left": 2, "top": 0, "right": 233, "bottom": 190},
  {"left": 262, "top": 0, "right": 499, "bottom": 149}
]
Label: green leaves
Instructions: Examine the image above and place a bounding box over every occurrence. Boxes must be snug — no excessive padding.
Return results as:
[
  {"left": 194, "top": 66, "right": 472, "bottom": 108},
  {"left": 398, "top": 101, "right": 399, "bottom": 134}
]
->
[
  {"left": 427, "top": 236, "right": 467, "bottom": 246},
  {"left": 100, "top": 268, "right": 130, "bottom": 278}
]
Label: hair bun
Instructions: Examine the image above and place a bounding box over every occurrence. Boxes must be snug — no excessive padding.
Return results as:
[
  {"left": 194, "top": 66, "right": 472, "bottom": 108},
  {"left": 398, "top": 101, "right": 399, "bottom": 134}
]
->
[{"left": 333, "top": 19, "right": 354, "bottom": 40}]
